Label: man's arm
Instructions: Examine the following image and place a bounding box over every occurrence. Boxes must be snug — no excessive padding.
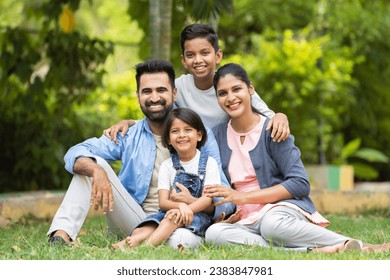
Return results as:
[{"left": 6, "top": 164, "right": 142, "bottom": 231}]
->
[
  {"left": 64, "top": 135, "right": 124, "bottom": 213},
  {"left": 64, "top": 135, "right": 124, "bottom": 175},
  {"left": 73, "top": 157, "right": 114, "bottom": 215}
]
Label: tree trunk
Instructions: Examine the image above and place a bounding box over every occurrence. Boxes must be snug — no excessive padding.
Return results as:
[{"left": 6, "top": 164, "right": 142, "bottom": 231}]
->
[
  {"left": 149, "top": 0, "right": 161, "bottom": 59},
  {"left": 160, "top": 0, "right": 172, "bottom": 60}
]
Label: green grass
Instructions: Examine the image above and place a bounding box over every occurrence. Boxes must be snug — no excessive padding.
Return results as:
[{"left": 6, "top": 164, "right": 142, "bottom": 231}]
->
[{"left": 1, "top": 213, "right": 390, "bottom": 260}]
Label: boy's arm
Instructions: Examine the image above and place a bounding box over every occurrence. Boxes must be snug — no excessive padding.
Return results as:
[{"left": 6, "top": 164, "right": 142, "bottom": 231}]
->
[
  {"left": 251, "top": 92, "right": 290, "bottom": 142},
  {"left": 251, "top": 93, "right": 275, "bottom": 117}
]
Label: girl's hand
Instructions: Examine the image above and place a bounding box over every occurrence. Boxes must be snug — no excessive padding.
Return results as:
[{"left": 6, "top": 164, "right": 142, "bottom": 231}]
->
[
  {"left": 165, "top": 208, "right": 183, "bottom": 225},
  {"left": 204, "top": 184, "right": 245, "bottom": 206},
  {"left": 178, "top": 203, "right": 194, "bottom": 226}
]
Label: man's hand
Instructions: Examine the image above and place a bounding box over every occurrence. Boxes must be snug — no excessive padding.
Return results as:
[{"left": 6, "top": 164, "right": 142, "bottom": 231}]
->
[
  {"left": 169, "top": 182, "right": 196, "bottom": 204},
  {"left": 266, "top": 113, "right": 290, "bottom": 142},
  {"left": 91, "top": 168, "right": 114, "bottom": 214},
  {"left": 103, "top": 119, "right": 134, "bottom": 144}
]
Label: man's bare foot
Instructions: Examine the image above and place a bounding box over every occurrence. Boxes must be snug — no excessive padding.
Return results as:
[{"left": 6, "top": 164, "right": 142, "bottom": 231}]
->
[
  {"left": 53, "top": 230, "right": 71, "bottom": 242},
  {"left": 48, "top": 230, "right": 74, "bottom": 246}
]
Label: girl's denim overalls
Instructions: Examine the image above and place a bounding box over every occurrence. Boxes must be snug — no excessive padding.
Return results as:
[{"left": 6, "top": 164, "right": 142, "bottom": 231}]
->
[{"left": 136, "top": 151, "right": 212, "bottom": 236}]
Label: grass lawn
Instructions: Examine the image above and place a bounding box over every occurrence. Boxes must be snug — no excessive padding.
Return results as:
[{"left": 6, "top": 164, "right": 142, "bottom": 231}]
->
[
  {"left": 0, "top": 213, "right": 390, "bottom": 260},
  {"left": 1, "top": 213, "right": 390, "bottom": 260},
  {"left": 2, "top": 213, "right": 389, "bottom": 280}
]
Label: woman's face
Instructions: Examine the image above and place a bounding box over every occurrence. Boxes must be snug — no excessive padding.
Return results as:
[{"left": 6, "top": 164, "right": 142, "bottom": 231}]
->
[{"left": 216, "top": 74, "right": 254, "bottom": 118}]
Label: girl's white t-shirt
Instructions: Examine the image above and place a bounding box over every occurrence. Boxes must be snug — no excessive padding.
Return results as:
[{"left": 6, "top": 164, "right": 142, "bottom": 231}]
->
[{"left": 158, "top": 149, "right": 221, "bottom": 192}]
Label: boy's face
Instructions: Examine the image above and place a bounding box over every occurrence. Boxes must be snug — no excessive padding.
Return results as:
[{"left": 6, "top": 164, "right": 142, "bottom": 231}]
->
[{"left": 181, "top": 37, "right": 222, "bottom": 81}]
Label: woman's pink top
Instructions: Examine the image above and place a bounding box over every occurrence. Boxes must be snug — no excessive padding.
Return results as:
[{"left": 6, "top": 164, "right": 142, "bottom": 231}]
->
[{"left": 227, "top": 117, "right": 329, "bottom": 227}]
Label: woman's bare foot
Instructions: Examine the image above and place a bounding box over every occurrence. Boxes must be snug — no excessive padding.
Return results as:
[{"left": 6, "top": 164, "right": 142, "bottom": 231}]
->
[
  {"left": 311, "top": 239, "right": 362, "bottom": 254},
  {"left": 362, "top": 243, "right": 390, "bottom": 252},
  {"left": 340, "top": 239, "right": 362, "bottom": 252}
]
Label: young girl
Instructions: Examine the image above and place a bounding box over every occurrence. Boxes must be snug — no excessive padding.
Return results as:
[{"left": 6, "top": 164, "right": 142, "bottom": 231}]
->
[
  {"left": 204, "top": 63, "right": 390, "bottom": 253},
  {"left": 112, "top": 108, "right": 219, "bottom": 249}
]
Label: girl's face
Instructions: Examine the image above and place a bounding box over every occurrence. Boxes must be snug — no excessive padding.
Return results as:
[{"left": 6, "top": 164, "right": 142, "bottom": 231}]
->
[
  {"left": 216, "top": 74, "right": 254, "bottom": 118},
  {"left": 168, "top": 118, "right": 202, "bottom": 159}
]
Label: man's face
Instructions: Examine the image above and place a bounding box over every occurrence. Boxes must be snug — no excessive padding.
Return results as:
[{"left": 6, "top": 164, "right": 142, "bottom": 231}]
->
[{"left": 137, "top": 72, "right": 176, "bottom": 122}]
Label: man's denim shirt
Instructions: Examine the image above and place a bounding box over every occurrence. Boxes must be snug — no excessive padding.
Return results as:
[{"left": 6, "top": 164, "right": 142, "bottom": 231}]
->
[{"left": 64, "top": 118, "right": 235, "bottom": 220}]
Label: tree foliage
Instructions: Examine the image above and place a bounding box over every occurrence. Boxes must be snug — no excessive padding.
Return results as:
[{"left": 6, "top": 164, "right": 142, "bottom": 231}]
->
[
  {"left": 1, "top": 0, "right": 389, "bottom": 194},
  {"left": 0, "top": 0, "right": 114, "bottom": 191},
  {"left": 219, "top": 0, "right": 390, "bottom": 180}
]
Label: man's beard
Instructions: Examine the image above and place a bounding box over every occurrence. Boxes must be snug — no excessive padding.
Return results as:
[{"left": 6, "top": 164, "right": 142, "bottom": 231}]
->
[{"left": 140, "top": 99, "right": 173, "bottom": 122}]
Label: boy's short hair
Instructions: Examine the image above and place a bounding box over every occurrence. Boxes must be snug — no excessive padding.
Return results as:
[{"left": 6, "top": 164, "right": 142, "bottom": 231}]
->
[
  {"left": 135, "top": 59, "right": 176, "bottom": 92},
  {"left": 180, "top": 24, "right": 220, "bottom": 54}
]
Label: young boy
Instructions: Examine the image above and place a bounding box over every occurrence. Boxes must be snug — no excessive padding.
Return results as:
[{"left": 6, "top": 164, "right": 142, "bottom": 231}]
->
[{"left": 103, "top": 24, "right": 290, "bottom": 142}]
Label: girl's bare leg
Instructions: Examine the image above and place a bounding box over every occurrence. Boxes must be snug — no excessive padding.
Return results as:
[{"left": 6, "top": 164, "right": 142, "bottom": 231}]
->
[
  {"left": 145, "top": 218, "right": 182, "bottom": 247},
  {"left": 112, "top": 224, "right": 157, "bottom": 250}
]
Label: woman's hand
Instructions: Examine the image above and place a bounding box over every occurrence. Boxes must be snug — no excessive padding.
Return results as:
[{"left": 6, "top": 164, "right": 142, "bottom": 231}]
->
[
  {"left": 204, "top": 184, "right": 246, "bottom": 206},
  {"left": 214, "top": 209, "right": 242, "bottom": 224},
  {"left": 266, "top": 113, "right": 290, "bottom": 142}
]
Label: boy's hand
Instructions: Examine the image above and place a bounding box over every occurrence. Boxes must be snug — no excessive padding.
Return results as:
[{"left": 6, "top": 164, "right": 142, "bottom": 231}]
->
[
  {"left": 266, "top": 113, "right": 290, "bottom": 142},
  {"left": 103, "top": 119, "right": 134, "bottom": 144}
]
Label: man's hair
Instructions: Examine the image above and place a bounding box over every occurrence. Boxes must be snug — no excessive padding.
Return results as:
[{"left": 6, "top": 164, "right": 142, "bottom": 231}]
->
[
  {"left": 180, "top": 24, "right": 220, "bottom": 54},
  {"left": 135, "top": 59, "right": 176, "bottom": 92},
  {"left": 161, "top": 108, "right": 208, "bottom": 152}
]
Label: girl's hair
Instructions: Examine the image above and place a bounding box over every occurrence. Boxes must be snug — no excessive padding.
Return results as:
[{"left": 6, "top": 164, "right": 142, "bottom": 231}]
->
[
  {"left": 213, "top": 63, "right": 262, "bottom": 115},
  {"left": 162, "top": 108, "right": 208, "bottom": 152}
]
